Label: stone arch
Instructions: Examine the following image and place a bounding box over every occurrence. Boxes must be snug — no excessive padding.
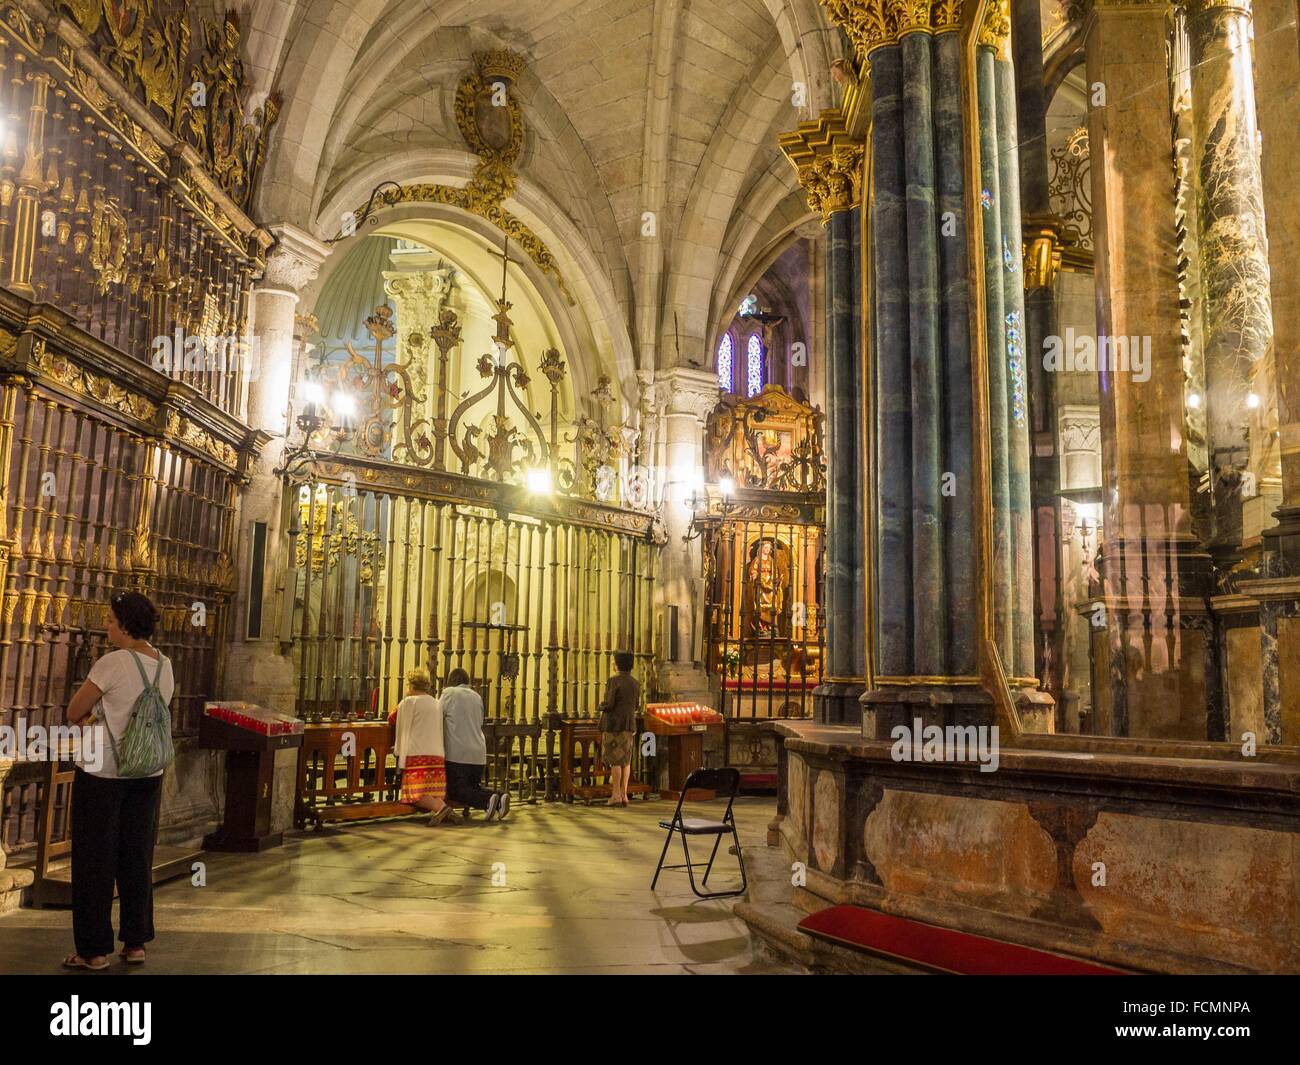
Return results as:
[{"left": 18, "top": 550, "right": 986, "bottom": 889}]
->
[
  {"left": 304, "top": 176, "right": 633, "bottom": 413},
  {"left": 661, "top": 39, "right": 796, "bottom": 368},
  {"left": 758, "top": 0, "right": 843, "bottom": 116}
]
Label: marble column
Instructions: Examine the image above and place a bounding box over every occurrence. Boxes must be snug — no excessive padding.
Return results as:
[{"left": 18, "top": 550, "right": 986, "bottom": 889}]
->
[
  {"left": 865, "top": 22, "right": 975, "bottom": 731},
  {"left": 1184, "top": 0, "right": 1279, "bottom": 563},
  {"left": 1084, "top": 0, "right": 1218, "bottom": 738},
  {"left": 782, "top": 112, "right": 866, "bottom": 725},
  {"left": 224, "top": 224, "right": 330, "bottom": 714},
  {"left": 1256, "top": 0, "right": 1300, "bottom": 567},
  {"left": 819, "top": 201, "right": 867, "bottom": 724},
  {"left": 977, "top": 15, "right": 1036, "bottom": 682},
  {"left": 654, "top": 366, "right": 719, "bottom": 702},
  {"left": 1240, "top": 0, "right": 1300, "bottom": 745},
  {"left": 798, "top": 3, "right": 1052, "bottom": 736},
  {"left": 1014, "top": 0, "right": 1068, "bottom": 718}
]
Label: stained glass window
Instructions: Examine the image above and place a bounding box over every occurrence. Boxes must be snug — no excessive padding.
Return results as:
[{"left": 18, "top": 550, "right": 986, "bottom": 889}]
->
[
  {"left": 739, "top": 294, "right": 758, "bottom": 317},
  {"left": 717, "top": 332, "right": 734, "bottom": 392},
  {"left": 746, "top": 333, "right": 764, "bottom": 397}
]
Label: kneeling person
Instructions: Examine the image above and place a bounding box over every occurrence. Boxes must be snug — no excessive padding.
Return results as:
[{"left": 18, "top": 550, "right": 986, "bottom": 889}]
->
[{"left": 441, "top": 668, "right": 508, "bottom": 821}]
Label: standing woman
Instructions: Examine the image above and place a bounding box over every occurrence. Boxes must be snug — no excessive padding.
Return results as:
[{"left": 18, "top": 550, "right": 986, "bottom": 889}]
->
[
  {"left": 598, "top": 650, "right": 641, "bottom": 807},
  {"left": 63, "top": 591, "right": 174, "bottom": 970},
  {"left": 388, "top": 669, "right": 459, "bottom": 825}
]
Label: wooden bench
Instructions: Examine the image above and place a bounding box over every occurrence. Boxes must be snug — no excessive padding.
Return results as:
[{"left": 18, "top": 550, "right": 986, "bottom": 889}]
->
[
  {"left": 797, "top": 905, "right": 1127, "bottom": 975},
  {"left": 31, "top": 760, "right": 199, "bottom": 908},
  {"left": 295, "top": 721, "right": 420, "bottom": 828},
  {"left": 557, "top": 718, "right": 652, "bottom": 804}
]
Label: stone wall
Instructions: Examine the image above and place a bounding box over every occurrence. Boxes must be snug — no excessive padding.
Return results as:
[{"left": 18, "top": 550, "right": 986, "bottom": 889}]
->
[{"left": 774, "top": 722, "right": 1300, "bottom": 973}]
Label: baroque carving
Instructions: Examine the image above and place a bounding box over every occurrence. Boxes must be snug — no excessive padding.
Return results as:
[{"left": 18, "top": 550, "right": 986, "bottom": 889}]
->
[
  {"left": 341, "top": 53, "right": 571, "bottom": 301},
  {"left": 90, "top": 195, "right": 129, "bottom": 291},
  {"left": 164, "top": 410, "right": 239, "bottom": 468},
  {"left": 56, "top": 0, "right": 189, "bottom": 120},
  {"left": 800, "top": 144, "right": 865, "bottom": 222},
  {"left": 33, "top": 341, "right": 157, "bottom": 421},
  {"left": 978, "top": 0, "right": 1013, "bottom": 56},
  {"left": 55, "top": 4, "right": 276, "bottom": 212},
  {"left": 820, "top": 0, "right": 967, "bottom": 60},
  {"left": 706, "top": 386, "right": 826, "bottom": 494},
  {"left": 174, "top": 13, "right": 279, "bottom": 212},
  {"left": 779, "top": 110, "right": 864, "bottom": 222}
]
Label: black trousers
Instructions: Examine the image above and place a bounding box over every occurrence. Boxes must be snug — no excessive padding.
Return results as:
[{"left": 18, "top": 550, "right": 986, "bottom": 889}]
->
[
  {"left": 71, "top": 768, "right": 163, "bottom": 958},
  {"left": 445, "top": 761, "right": 494, "bottom": 810}
]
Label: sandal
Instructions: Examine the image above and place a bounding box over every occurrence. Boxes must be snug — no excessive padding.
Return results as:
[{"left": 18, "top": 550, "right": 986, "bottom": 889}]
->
[
  {"left": 63, "top": 954, "right": 110, "bottom": 971},
  {"left": 120, "top": 947, "right": 146, "bottom": 965}
]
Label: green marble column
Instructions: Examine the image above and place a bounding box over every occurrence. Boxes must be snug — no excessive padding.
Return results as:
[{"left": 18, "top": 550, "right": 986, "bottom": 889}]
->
[{"left": 976, "top": 34, "right": 1035, "bottom": 681}]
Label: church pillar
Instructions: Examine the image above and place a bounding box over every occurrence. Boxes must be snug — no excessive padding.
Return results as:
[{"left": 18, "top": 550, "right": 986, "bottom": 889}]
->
[
  {"left": 1083, "top": 0, "right": 1217, "bottom": 738},
  {"left": 781, "top": 111, "right": 866, "bottom": 725},
  {"left": 1014, "top": 0, "right": 1068, "bottom": 719},
  {"left": 224, "top": 223, "right": 330, "bottom": 716},
  {"left": 1182, "top": 0, "right": 1279, "bottom": 566},
  {"left": 654, "top": 367, "right": 718, "bottom": 701},
  {"left": 978, "top": 7, "right": 1037, "bottom": 686},
  {"left": 1240, "top": 0, "right": 1300, "bottom": 744},
  {"left": 801, "top": 0, "right": 1052, "bottom": 736}
]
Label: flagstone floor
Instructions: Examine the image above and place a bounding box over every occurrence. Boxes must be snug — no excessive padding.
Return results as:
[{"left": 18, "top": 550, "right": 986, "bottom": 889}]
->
[{"left": 0, "top": 796, "right": 802, "bottom": 975}]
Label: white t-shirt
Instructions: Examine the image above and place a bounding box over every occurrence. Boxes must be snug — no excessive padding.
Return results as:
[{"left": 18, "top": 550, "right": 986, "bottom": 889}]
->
[{"left": 80, "top": 648, "right": 175, "bottom": 779}]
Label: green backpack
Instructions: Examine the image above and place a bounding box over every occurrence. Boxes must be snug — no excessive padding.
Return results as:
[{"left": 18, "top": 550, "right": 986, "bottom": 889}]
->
[{"left": 104, "top": 651, "right": 176, "bottom": 777}]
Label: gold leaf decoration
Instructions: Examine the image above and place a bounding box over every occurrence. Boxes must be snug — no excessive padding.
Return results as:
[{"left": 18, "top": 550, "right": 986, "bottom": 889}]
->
[{"left": 34, "top": 344, "right": 157, "bottom": 420}]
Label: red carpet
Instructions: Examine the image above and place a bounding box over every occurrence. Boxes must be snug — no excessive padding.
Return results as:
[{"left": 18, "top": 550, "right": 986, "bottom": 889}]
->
[{"left": 798, "top": 905, "right": 1126, "bottom": 975}]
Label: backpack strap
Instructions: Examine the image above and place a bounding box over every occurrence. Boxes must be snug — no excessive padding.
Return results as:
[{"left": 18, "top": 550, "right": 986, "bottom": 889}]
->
[{"left": 127, "top": 649, "right": 165, "bottom": 691}]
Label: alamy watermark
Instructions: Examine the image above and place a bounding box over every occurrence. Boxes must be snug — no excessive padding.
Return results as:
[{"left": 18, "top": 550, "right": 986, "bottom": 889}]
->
[
  {"left": 150, "top": 329, "right": 260, "bottom": 382},
  {"left": 0, "top": 720, "right": 103, "bottom": 772},
  {"left": 1043, "top": 328, "right": 1150, "bottom": 383},
  {"left": 889, "top": 717, "right": 1000, "bottom": 773}
]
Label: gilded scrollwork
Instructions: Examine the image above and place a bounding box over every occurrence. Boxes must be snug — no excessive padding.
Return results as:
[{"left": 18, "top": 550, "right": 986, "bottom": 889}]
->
[
  {"left": 54, "top": 3, "right": 275, "bottom": 213},
  {"left": 342, "top": 52, "right": 571, "bottom": 301},
  {"left": 174, "top": 12, "right": 278, "bottom": 212},
  {"left": 705, "top": 385, "right": 826, "bottom": 494},
  {"left": 89, "top": 195, "right": 128, "bottom": 291},
  {"left": 821, "top": 0, "right": 968, "bottom": 61},
  {"left": 163, "top": 410, "right": 239, "bottom": 468},
  {"left": 33, "top": 341, "right": 157, "bottom": 421},
  {"left": 56, "top": 0, "right": 189, "bottom": 120}
]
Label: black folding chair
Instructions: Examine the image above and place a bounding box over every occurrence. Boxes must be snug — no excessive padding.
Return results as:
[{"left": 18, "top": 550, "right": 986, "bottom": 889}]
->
[{"left": 650, "top": 767, "right": 747, "bottom": 899}]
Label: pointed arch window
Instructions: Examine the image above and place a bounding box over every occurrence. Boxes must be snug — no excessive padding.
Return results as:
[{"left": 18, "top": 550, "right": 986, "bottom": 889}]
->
[
  {"left": 746, "top": 333, "right": 764, "bottom": 397},
  {"left": 717, "top": 332, "right": 734, "bottom": 392}
]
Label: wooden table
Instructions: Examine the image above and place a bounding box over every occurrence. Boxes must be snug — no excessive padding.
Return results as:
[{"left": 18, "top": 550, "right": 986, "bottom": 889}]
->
[
  {"left": 199, "top": 715, "right": 304, "bottom": 852},
  {"left": 643, "top": 715, "right": 725, "bottom": 800}
]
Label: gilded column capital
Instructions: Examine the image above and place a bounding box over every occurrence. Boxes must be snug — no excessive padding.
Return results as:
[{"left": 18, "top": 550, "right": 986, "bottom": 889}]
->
[
  {"left": 977, "top": 0, "right": 1012, "bottom": 59},
  {"left": 1022, "top": 213, "right": 1064, "bottom": 290},
  {"left": 820, "top": 1, "right": 966, "bottom": 64},
  {"left": 779, "top": 110, "right": 865, "bottom": 223}
]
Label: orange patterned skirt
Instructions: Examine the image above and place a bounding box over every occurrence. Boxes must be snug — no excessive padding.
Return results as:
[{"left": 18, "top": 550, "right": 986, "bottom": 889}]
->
[{"left": 400, "top": 755, "right": 446, "bottom": 803}]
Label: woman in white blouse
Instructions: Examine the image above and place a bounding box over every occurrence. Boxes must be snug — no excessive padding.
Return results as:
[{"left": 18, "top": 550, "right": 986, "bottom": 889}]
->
[
  {"left": 62, "top": 591, "right": 174, "bottom": 970},
  {"left": 388, "top": 669, "right": 459, "bottom": 825}
]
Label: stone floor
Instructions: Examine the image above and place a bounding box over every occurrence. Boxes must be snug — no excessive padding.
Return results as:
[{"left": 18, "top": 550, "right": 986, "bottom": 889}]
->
[{"left": 0, "top": 796, "right": 803, "bottom": 975}]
